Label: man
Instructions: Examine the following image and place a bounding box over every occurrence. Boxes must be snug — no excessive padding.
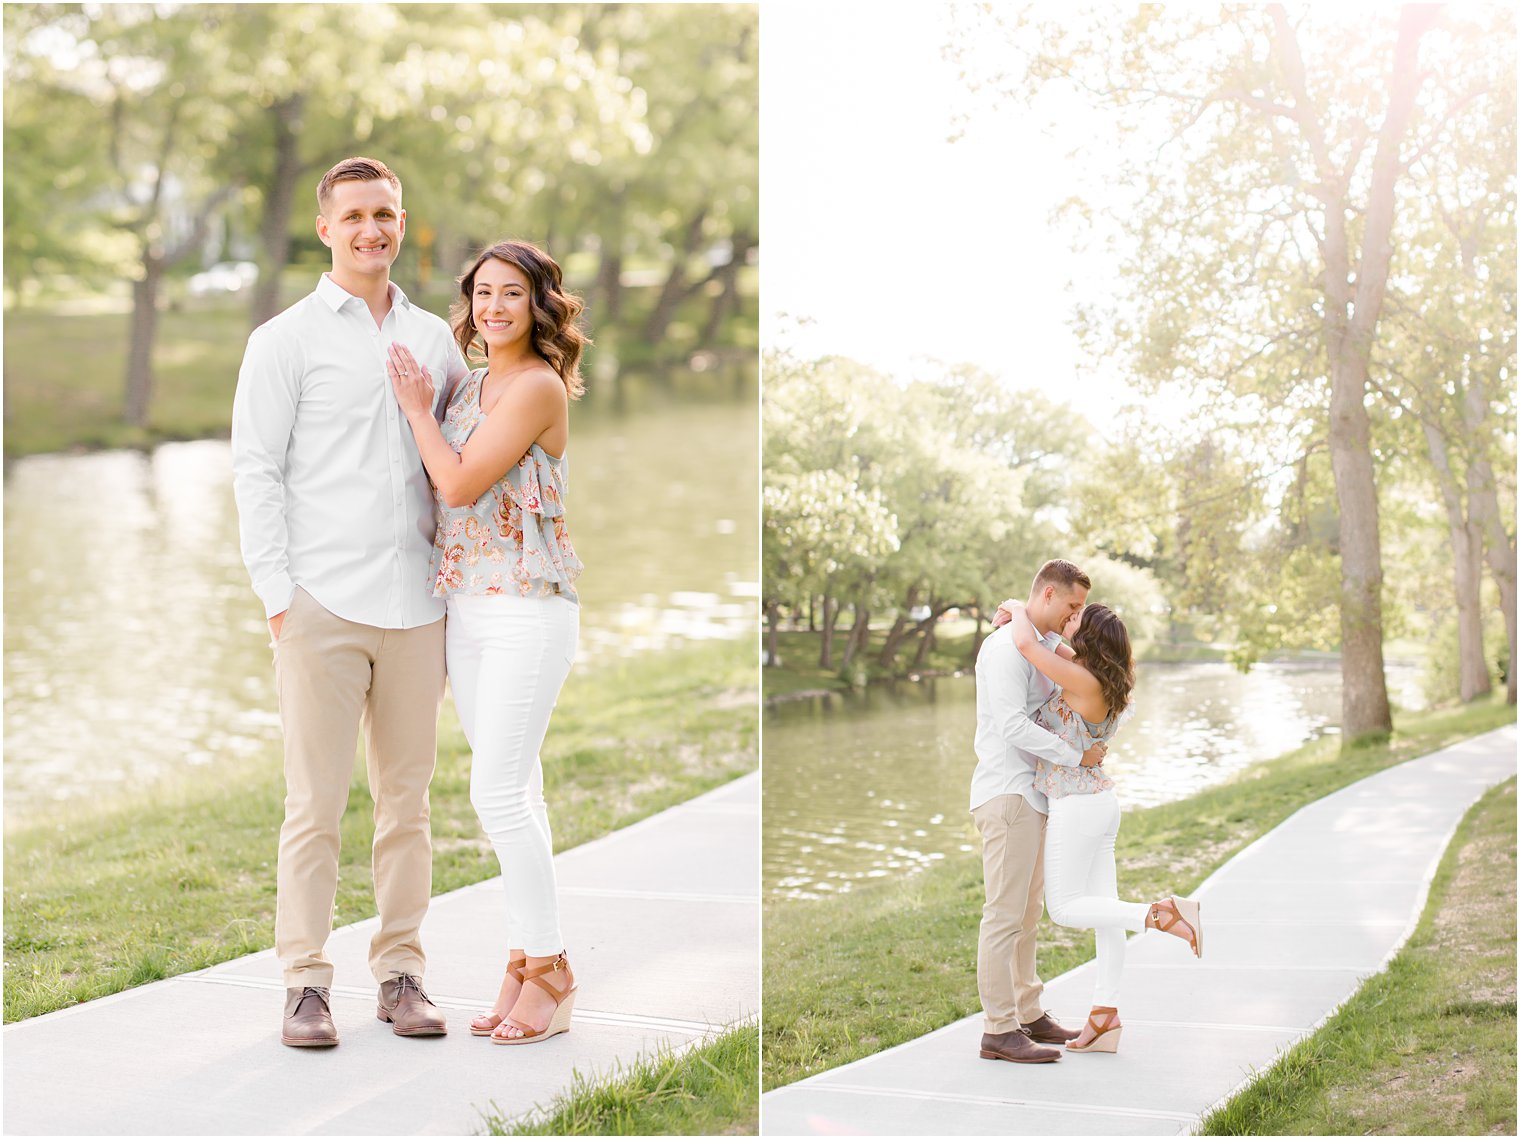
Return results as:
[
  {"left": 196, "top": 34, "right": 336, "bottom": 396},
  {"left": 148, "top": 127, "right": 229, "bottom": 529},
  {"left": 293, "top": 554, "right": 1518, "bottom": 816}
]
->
[
  {"left": 970, "top": 558, "right": 1106, "bottom": 1064},
  {"left": 232, "top": 156, "right": 470, "bottom": 1047}
]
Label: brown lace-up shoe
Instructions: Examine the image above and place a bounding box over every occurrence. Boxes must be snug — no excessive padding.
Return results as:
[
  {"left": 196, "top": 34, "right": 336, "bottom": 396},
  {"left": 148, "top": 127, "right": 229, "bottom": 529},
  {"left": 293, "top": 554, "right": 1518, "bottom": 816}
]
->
[
  {"left": 377, "top": 975, "right": 447, "bottom": 1037},
  {"left": 282, "top": 986, "right": 338, "bottom": 1047},
  {"left": 979, "top": 1029, "right": 1061, "bottom": 1063},
  {"left": 1021, "top": 1012, "right": 1081, "bottom": 1044}
]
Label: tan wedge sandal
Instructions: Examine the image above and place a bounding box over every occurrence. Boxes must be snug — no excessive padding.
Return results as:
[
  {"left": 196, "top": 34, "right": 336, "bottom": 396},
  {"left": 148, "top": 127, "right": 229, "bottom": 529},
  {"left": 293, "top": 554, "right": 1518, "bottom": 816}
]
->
[
  {"left": 491, "top": 953, "right": 577, "bottom": 1046},
  {"left": 470, "top": 957, "right": 528, "bottom": 1037},
  {"left": 1066, "top": 1007, "right": 1122, "bottom": 1053},
  {"left": 1151, "top": 895, "right": 1203, "bottom": 957}
]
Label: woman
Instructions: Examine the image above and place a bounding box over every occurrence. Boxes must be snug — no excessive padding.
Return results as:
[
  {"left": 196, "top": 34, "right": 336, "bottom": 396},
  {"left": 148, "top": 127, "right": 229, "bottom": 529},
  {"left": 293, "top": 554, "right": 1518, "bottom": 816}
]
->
[
  {"left": 1001, "top": 600, "right": 1202, "bottom": 1054},
  {"left": 388, "top": 239, "right": 585, "bottom": 1045}
]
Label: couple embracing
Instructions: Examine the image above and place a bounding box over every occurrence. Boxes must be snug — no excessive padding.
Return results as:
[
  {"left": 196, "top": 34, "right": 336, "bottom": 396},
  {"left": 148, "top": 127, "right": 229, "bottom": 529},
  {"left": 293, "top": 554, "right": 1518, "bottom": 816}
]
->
[
  {"left": 232, "top": 156, "right": 584, "bottom": 1049},
  {"left": 971, "top": 558, "right": 1203, "bottom": 1063}
]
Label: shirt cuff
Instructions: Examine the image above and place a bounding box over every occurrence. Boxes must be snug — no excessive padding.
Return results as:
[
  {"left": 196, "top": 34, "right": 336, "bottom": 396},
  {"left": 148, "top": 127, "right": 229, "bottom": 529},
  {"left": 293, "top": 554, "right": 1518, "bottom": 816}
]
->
[{"left": 255, "top": 574, "right": 296, "bottom": 620}]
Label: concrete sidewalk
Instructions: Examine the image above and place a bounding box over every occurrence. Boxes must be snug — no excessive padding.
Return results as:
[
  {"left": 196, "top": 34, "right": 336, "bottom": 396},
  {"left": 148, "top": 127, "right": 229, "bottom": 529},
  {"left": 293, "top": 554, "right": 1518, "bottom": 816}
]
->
[
  {"left": 761, "top": 725, "right": 1517, "bottom": 1136},
  {"left": 4, "top": 772, "right": 759, "bottom": 1136}
]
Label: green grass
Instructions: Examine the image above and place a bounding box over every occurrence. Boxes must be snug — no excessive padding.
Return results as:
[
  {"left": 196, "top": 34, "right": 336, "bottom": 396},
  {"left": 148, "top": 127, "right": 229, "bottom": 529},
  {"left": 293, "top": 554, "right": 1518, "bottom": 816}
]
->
[
  {"left": 4, "top": 301, "right": 254, "bottom": 455},
  {"left": 3, "top": 636, "right": 757, "bottom": 1023},
  {"left": 480, "top": 1024, "right": 759, "bottom": 1136},
  {"left": 763, "top": 626, "right": 980, "bottom": 699},
  {"left": 761, "top": 695, "right": 1516, "bottom": 1089},
  {"left": 1200, "top": 777, "right": 1517, "bottom": 1135}
]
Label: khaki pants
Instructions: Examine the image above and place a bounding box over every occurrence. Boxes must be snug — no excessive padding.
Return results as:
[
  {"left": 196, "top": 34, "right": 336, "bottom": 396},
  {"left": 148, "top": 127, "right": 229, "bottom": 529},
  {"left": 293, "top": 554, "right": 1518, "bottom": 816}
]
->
[
  {"left": 272, "top": 588, "right": 445, "bottom": 988},
  {"left": 972, "top": 792, "right": 1048, "bottom": 1032}
]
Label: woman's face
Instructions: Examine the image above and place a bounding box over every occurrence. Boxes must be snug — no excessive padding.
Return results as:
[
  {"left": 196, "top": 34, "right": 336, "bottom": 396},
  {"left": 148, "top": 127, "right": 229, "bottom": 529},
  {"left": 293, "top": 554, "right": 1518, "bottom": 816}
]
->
[
  {"left": 1061, "top": 606, "right": 1084, "bottom": 642},
  {"left": 472, "top": 258, "right": 535, "bottom": 354}
]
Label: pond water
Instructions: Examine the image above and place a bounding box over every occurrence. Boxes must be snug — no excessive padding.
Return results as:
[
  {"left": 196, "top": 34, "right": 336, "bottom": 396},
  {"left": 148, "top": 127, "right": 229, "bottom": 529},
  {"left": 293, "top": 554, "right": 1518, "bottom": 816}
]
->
[
  {"left": 764, "top": 659, "right": 1425, "bottom": 900},
  {"left": 3, "top": 397, "right": 758, "bottom": 814}
]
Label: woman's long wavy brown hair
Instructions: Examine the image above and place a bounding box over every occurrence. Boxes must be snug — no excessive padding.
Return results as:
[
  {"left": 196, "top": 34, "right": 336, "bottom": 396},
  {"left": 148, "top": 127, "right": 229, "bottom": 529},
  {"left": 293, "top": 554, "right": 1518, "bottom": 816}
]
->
[
  {"left": 1070, "top": 603, "right": 1135, "bottom": 717},
  {"left": 450, "top": 239, "right": 588, "bottom": 398}
]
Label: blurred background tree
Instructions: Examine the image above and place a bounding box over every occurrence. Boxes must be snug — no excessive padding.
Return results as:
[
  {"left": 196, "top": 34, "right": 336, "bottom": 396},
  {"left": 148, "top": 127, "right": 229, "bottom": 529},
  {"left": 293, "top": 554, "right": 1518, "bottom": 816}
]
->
[{"left": 2, "top": 2, "right": 758, "bottom": 451}]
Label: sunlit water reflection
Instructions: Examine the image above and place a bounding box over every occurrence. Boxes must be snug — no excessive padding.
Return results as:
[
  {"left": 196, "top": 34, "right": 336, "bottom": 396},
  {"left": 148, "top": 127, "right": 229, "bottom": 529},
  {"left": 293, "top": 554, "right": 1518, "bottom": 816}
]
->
[
  {"left": 3, "top": 400, "right": 757, "bottom": 813},
  {"left": 764, "top": 661, "right": 1424, "bottom": 900}
]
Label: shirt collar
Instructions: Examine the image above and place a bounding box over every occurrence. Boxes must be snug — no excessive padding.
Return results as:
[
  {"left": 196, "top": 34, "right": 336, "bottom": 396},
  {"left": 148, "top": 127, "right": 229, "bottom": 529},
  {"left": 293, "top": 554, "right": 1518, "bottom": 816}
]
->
[{"left": 316, "top": 272, "right": 411, "bottom": 313}]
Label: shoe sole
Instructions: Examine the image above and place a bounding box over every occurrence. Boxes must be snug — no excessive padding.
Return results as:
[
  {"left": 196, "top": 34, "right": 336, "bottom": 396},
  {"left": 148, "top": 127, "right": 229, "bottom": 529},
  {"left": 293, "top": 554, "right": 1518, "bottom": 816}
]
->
[
  {"left": 979, "top": 1049, "right": 1059, "bottom": 1063},
  {"left": 1066, "top": 1030, "right": 1122, "bottom": 1054},
  {"left": 490, "top": 990, "right": 577, "bottom": 1045},
  {"left": 281, "top": 1036, "right": 338, "bottom": 1047},
  {"left": 377, "top": 1010, "right": 447, "bottom": 1036}
]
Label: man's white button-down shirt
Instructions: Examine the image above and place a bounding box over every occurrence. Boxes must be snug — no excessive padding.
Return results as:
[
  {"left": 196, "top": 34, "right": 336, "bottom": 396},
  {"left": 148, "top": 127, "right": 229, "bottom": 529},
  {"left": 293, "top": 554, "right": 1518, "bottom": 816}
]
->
[
  {"left": 970, "top": 623, "right": 1084, "bottom": 814},
  {"left": 232, "top": 273, "right": 470, "bottom": 629}
]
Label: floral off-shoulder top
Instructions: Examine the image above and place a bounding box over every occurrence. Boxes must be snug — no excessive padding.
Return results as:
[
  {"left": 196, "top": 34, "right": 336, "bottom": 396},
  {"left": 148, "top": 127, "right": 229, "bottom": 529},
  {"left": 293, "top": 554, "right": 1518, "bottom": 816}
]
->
[
  {"left": 428, "top": 369, "right": 583, "bottom": 603},
  {"left": 1032, "top": 691, "right": 1134, "bottom": 800}
]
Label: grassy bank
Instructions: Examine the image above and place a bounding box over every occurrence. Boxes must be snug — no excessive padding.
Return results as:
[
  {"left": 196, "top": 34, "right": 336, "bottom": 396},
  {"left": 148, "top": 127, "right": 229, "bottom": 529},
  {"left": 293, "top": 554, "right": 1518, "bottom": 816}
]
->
[
  {"left": 3, "top": 268, "right": 757, "bottom": 459},
  {"left": 1200, "top": 777, "right": 1517, "bottom": 1136},
  {"left": 3, "top": 636, "right": 756, "bottom": 1024},
  {"left": 763, "top": 627, "right": 978, "bottom": 699},
  {"left": 762, "top": 695, "right": 1515, "bottom": 1089},
  {"left": 481, "top": 1024, "right": 759, "bottom": 1136}
]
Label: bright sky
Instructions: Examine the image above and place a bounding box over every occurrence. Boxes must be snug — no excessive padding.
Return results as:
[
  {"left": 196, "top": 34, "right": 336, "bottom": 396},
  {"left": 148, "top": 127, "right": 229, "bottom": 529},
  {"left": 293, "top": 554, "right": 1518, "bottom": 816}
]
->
[{"left": 761, "top": 1, "right": 1141, "bottom": 415}]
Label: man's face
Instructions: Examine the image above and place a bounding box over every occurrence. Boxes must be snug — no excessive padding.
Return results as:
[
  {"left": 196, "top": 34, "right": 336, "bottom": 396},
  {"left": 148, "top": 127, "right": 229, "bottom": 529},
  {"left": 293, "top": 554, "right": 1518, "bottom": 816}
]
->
[
  {"left": 1035, "top": 583, "right": 1087, "bottom": 634},
  {"left": 316, "top": 179, "right": 405, "bottom": 282}
]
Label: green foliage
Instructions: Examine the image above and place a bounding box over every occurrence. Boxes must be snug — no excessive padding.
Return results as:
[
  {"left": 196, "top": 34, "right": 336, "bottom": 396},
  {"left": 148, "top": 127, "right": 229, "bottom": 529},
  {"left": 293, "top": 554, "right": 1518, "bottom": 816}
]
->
[
  {"left": 3, "top": 3, "right": 759, "bottom": 423},
  {"left": 946, "top": 6, "right": 1517, "bottom": 690},
  {"left": 762, "top": 347, "right": 1147, "bottom": 673}
]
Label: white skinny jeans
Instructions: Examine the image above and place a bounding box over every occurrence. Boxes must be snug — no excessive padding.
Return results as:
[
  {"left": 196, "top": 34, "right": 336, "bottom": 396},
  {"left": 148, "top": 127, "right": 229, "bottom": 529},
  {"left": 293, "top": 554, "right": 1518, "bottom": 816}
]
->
[
  {"left": 446, "top": 593, "right": 578, "bottom": 957},
  {"left": 1043, "top": 789, "right": 1149, "bottom": 1007}
]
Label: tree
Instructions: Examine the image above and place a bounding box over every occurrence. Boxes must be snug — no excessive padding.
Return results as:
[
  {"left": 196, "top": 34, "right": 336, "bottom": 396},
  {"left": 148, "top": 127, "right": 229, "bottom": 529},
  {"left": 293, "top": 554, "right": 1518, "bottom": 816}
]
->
[
  {"left": 949, "top": 4, "right": 1504, "bottom": 737},
  {"left": 12, "top": 6, "right": 248, "bottom": 426}
]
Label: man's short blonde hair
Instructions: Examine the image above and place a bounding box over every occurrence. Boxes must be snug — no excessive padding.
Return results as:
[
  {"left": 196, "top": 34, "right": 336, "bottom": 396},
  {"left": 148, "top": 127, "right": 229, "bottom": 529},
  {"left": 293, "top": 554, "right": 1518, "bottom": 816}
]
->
[
  {"left": 1031, "top": 558, "right": 1090, "bottom": 593},
  {"left": 316, "top": 156, "right": 402, "bottom": 214}
]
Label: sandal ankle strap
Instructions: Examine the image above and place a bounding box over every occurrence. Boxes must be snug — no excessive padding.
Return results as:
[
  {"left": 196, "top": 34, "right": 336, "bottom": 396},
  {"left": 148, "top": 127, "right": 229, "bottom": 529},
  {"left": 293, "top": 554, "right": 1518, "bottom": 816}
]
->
[
  {"left": 1087, "top": 1007, "right": 1120, "bottom": 1031},
  {"left": 519, "top": 952, "right": 570, "bottom": 984}
]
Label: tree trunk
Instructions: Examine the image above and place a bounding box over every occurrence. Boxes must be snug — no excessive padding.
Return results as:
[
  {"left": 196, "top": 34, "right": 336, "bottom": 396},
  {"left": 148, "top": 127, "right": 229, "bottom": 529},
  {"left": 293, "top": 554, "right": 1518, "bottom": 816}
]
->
[
  {"left": 1472, "top": 471, "right": 1518, "bottom": 704},
  {"left": 1275, "top": 4, "right": 1435, "bottom": 739},
  {"left": 1326, "top": 352, "right": 1393, "bottom": 737},
  {"left": 643, "top": 208, "right": 707, "bottom": 344},
  {"left": 876, "top": 587, "right": 920, "bottom": 668},
  {"left": 1423, "top": 419, "right": 1491, "bottom": 701},
  {"left": 1464, "top": 389, "right": 1518, "bottom": 703},
  {"left": 764, "top": 598, "right": 782, "bottom": 668},
  {"left": 841, "top": 603, "right": 871, "bottom": 669},
  {"left": 910, "top": 619, "right": 938, "bottom": 670},
  {"left": 969, "top": 613, "right": 986, "bottom": 665},
  {"left": 250, "top": 94, "right": 305, "bottom": 330},
  {"left": 818, "top": 594, "right": 840, "bottom": 669},
  {"left": 596, "top": 245, "right": 624, "bottom": 323},
  {"left": 1450, "top": 521, "right": 1490, "bottom": 702},
  {"left": 124, "top": 261, "right": 165, "bottom": 427},
  {"left": 595, "top": 187, "right": 627, "bottom": 322},
  {"left": 700, "top": 227, "right": 754, "bottom": 347}
]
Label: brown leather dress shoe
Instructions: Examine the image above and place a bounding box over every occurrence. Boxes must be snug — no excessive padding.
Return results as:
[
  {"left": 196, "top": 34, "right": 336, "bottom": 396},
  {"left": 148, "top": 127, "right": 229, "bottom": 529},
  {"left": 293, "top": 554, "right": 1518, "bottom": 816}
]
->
[
  {"left": 377, "top": 975, "right": 447, "bottom": 1037},
  {"left": 282, "top": 986, "right": 338, "bottom": 1047},
  {"left": 979, "top": 1029, "right": 1060, "bottom": 1063},
  {"left": 1021, "top": 1012, "right": 1081, "bottom": 1044}
]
